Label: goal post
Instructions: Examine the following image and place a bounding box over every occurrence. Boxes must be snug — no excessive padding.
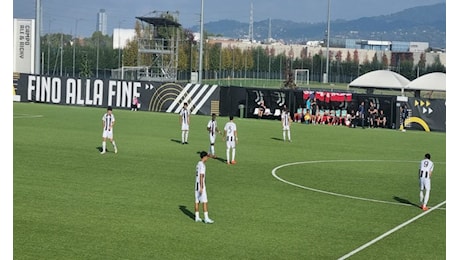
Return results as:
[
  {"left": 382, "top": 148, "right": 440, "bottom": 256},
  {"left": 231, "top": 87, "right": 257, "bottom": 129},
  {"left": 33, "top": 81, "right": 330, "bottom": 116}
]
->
[{"left": 294, "top": 69, "right": 310, "bottom": 86}]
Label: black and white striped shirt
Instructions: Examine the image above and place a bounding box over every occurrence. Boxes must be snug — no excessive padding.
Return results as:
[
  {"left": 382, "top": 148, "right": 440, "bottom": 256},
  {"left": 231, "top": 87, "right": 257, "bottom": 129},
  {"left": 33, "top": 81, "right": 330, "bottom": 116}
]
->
[
  {"left": 102, "top": 113, "right": 115, "bottom": 131},
  {"left": 419, "top": 158, "right": 434, "bottom": 178}
]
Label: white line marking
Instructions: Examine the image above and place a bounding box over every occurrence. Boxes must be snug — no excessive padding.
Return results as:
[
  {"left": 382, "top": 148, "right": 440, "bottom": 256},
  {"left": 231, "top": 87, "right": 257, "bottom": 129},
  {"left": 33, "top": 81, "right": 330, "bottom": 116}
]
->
[
  {"left": 271, "top": 160, "right": 447, "bottom": 259},
  {"left": 271, "top": 159, "right": 445, "bottom": 208},
  {"left": 337, "top": 201, "right": 446, "bottom": 260},
  {"left": 13, "top": 114, "right": 44, "bottom": 119}
]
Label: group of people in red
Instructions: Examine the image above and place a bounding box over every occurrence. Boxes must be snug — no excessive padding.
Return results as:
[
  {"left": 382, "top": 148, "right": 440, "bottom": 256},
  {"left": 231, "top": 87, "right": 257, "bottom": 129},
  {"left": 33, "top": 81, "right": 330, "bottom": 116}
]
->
[
  {"left": 294, "top": 106, "right": 348, "bottom": 125},
  {"left": 294, "top": 96, "right": 346, "bottom": 125},
  {"left": 293, "top": 97, "right": 387, "bottom": 128}
]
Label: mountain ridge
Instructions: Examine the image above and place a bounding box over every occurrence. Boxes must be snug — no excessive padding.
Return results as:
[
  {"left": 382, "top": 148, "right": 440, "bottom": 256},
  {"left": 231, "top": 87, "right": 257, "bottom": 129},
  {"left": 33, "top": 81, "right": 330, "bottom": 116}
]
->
[{"left": 189, "top": 3, "right": 446, "bottom": 49}]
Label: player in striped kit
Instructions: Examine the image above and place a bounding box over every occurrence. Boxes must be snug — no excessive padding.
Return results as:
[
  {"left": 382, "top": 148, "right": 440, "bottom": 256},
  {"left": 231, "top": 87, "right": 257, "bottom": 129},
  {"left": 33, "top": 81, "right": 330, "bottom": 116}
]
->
[
  {"left": 195, "top": 151, "right": 214, "bottom": 224},
  {"left": 281, "top": 107, "right": 292, "bottom": 142},
  {"left": 100, "top": 106, "right": 118, "bottom": 154},
  {"left": 419, "top": 153, "right": 434, "bottom": 211},
  {"left": 207, "top": 113, "right": 220, "bottom": 158},
  {"left": 223, "top": 115, "right": 238, "bottom": 165},
  {"left": 179, "top": 102, "right": 190, "bottom": 144}
]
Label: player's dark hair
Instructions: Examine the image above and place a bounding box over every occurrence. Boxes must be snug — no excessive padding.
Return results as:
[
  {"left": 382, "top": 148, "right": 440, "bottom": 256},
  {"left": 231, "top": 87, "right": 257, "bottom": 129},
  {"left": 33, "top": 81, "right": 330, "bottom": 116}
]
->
[
  {"left": 200, "top": 151, "right": 208, "bottom": 158},
  {"left": 425, "top": 153, "right": 431, "bottom": 159},
  {"left": 107, "top": 106, "right": 112, "bottom": 111},
  {"left": 229, "top": 115, "right": 234, "bottom": 120}
]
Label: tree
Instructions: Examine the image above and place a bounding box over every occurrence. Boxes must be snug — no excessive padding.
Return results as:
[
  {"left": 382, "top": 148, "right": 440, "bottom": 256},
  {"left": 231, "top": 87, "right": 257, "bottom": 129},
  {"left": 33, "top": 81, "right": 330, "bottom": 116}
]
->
[
  {"left": 371, "top": 53, "right": 380, "bottom": 70},
  {"left": 178, "top": 29, "right": 197, "bottom": 72},
  {"left": 381, "top": 53, "right": 389, "bottom": 70},
  {"left": 360, "top": 55, "right": 372, "bottom": 75},
  {"left": 341, "top": 51, "right": 355, "bottom": 80},
  {"left": 397, "top": 54, "right": 415, "bottom": 80},
  {"left": 123, "top": 39, "right": 139, "bottom": 67},
  {"left": 38, "top": 27, "right": 445, "bottom": 84},
  {"left": 426, "top": 54, "right": 446, "bottom": 73}
]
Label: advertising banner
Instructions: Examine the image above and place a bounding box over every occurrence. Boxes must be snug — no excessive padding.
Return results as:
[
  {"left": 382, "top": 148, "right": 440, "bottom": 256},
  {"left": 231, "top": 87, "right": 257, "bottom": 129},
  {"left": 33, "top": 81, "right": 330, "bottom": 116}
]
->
[
  {"left": 406, "top": 98, "right": 445, "bottom": 132},
  {"left": 13, "top": 19, "right": 35, "bottom": 74},
  {"left": 15, "top": 74, "right": 220, "bottom": 115},
  {"left": 14, "top": 73, "right": 446, "bottom": 132}
]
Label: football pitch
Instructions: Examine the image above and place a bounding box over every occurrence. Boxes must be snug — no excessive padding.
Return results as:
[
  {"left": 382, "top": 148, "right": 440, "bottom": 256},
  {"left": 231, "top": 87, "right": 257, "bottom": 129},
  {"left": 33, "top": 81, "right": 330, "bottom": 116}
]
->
[{"left": 13, "top": 102, "right": 446, "bottom": 259}]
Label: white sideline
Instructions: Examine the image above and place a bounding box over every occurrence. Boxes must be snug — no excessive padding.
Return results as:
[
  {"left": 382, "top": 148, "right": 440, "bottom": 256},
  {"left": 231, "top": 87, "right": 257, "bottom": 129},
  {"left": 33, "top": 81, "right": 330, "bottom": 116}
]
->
[
  {"left": 337, "top": 201, "right": 446, "bottom": 260},
  {"left": 271, "top": 160, "right": 447, "bottom": 258}
]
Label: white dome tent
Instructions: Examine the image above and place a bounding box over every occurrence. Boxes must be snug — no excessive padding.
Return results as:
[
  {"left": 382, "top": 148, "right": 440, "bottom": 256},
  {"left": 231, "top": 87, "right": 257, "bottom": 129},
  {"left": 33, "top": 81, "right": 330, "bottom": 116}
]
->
[
  {"left": 349, "top": 70, "right": 446, "bottom": 97},
  {"left": 404, "top": 72, "right": 446, "bottom": 97},
  {"left": 348, "top": 70, "right": 411, "bottom": 94}
]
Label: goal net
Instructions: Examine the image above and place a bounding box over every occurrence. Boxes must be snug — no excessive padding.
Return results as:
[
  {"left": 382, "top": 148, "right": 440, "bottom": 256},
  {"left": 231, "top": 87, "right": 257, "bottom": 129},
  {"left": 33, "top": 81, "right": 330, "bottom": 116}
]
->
[{"left": 294, "top": 69, "right": 310, "bottom": 86}]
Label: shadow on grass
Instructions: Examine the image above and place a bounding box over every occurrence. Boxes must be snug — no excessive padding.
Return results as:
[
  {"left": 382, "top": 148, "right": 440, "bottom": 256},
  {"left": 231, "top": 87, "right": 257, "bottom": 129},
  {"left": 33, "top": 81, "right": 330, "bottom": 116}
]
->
[
  {"left": 271, "top": 137, "right": 284, "bottom": 141},
  {"left": 194, "top": 151, "right": 227, "bottom": 163},
  {"left": 214, "top": 156, "right": 227, "bottom": 163},
  {"left": 179, "top": 205, "right": 194, "bottom": 220},
  {"left": 170, "top": 139, "right": 183, "bottom": 144},
  {"left": 97, "top": 146, "right": 114, "bottom": 153},
  {"left": 393, "top": 196, "right": 420, "bottom": 208}
]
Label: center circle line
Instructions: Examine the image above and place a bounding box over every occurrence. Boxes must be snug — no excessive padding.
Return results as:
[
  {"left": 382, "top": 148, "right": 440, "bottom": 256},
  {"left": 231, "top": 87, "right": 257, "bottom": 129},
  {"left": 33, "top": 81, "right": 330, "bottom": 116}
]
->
[{"left": 272, "top": 159, "right": 427, "bottom": 207}]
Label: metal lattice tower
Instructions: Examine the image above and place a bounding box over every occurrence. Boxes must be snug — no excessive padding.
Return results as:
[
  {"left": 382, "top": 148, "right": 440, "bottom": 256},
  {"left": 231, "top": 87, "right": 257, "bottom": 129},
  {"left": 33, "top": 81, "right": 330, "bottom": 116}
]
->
[{"left": 135, "top": 11, "right": 181, "bottom": 82}]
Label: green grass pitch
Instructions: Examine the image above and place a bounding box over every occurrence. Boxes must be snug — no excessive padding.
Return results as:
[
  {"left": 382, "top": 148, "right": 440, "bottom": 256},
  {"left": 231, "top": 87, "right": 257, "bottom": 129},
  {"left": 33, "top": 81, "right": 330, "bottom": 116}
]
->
[{"left": 13, "top": 102, "right": 446, "bottom": 259}]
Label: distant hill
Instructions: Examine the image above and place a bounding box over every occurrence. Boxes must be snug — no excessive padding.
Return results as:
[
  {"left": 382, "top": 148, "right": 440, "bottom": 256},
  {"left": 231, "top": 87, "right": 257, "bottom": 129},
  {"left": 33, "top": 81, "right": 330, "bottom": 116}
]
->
[{"left": 189, "top": 3, "right": 446, "bottom": 49}]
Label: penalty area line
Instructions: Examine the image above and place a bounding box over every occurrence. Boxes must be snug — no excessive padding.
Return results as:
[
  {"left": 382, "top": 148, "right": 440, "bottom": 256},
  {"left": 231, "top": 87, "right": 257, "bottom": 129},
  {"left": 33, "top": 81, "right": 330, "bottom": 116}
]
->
[{"left": 337, "top": 200, "right": 446, "bottom": 260}]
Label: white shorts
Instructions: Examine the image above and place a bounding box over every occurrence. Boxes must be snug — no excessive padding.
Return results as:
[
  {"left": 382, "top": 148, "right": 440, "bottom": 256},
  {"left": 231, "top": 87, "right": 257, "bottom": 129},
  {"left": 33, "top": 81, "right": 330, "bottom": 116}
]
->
[
  {"left": 419, "top": 177, "right": 431, "bottom": 191},
  {"left": 195, "top": 189, "right": 208, "bottom": 203},
  {"left": 209, "top": 134, "right": 216, "bottom": 144},
  {"left": 283, "top": 126, "right": 290, "bottom": 131},
  {"left": 226, "top": 140, "right": 236, "bottom": 149},
  {"left": 102, "top": 129, "right": 113, "bottom": 139},
  {"left": 182, "top": 123, "right": 189, "bottom": 131}
]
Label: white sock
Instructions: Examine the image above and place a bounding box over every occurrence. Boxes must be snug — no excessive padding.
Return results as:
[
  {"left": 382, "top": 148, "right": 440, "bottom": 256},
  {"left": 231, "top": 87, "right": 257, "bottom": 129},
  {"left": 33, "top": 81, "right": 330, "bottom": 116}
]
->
[
  {"left": 182, "top": 132, "right": 185, "bottom": 143},
  {"left": 210, "top": 145, "right": 215, "bottom": 155},
  {"left": 204, "top": 212, "right": 209, "bottom": 219},
  {"left": 112, "top": 141, "right": 117, "bottom": 150},
  {"left": 195, "top": 212, "right": 200, "bottom": 219},
  {"left": 232, "top": 148, "right": 236, "bottom": 161},
  {"left": 226, "top": 148, "right": 230, "bottom": 162},
  {"left": 185, "top": 132, "right": 189, "bottom": 142},
  {"left": 424, "top": 190, "right": 430, "bottom": 206},
  {"left": 283, "top": 131, "right": 286, "bottom": 140},
  {"left": 420, "top": 191, "right": 424, "bottom": 204},
  {"left": 102, "top": 141, "right": 106, "bottom": 151},
  {"left": 288, "top": 131, "right": 291, "bottom": 141}
]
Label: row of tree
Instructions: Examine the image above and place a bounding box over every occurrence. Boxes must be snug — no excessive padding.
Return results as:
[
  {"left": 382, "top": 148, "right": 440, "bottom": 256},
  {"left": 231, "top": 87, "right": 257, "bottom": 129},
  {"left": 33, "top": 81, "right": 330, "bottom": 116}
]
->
[{"left": 40, "top": 27, "right": 445, "bottom": 85}]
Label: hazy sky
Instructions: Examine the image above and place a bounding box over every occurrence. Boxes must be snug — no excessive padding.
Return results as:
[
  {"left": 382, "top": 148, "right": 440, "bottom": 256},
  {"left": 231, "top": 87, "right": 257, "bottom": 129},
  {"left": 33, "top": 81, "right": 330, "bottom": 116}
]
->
[{"left": 13, "top": 0, "right": 446, "bottom": 37}]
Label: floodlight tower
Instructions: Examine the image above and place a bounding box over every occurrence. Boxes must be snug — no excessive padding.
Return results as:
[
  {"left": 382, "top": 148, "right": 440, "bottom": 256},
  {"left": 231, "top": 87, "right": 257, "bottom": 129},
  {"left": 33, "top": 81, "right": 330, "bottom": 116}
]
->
[
  {"left": 199, "top": 0, "right": 204, "bottom": 84},
  {"left": 324, "top": 0, "right": 331, "bottom": 84},
  {"left": 35, "top": 0, "right": 42, "bottom": 74},
  {"left": 268, "top": 17, "right": 272, "bottom": 42},
  {"left": 248, "top": 2, "right": 254, "bottom": 42}
]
